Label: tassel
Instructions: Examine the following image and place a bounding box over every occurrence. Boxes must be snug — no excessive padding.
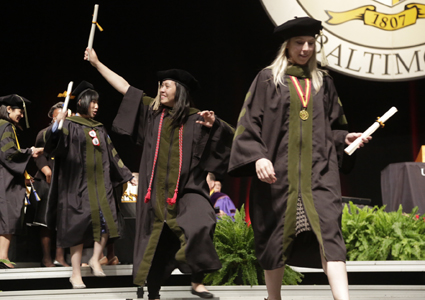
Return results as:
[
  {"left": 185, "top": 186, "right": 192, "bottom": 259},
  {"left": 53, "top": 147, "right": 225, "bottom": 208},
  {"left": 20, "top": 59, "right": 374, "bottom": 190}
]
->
[
  {"left": 30, "top": 181, "right": 41, "bottom": 201},
  {"left": 144, "top": 188, "right": 152, "bottom": 203},
  {"left": 167, "top": 190, "right": 178, "bottom": 206},
  {"left": 320, "top": 30, "right": 329, "bottom": 67}
]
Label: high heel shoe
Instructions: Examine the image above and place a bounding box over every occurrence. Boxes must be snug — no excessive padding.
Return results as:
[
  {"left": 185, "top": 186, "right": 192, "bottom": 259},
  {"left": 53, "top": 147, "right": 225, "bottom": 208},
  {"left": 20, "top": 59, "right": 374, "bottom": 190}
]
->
[
  {"left": 69, "top": 277, "right": 86, "bottom": 289},
  {"left": 98, "top": 256, "right": 108, "bottom": 265},
  {"left": 88, "top": 259, "right": 106, "bottom": 277},
  {"left": 107, "top": 256, "right": 119, "bottom": 265}
]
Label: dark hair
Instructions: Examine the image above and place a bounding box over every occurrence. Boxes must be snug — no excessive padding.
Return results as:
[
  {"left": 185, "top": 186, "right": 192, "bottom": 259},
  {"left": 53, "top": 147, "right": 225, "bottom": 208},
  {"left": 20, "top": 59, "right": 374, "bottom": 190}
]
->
[
  {"left": 165, "top": 82, "right": 194, "bottom": 128},
  {"left": 0, "top": 105, "right": 22, "bottom": 129},
  {"left": 76, "top": 89, "right": 99, "bottom": 115},
  {"left": 48, "top": 102, "right": 64, "bottom": 119}
]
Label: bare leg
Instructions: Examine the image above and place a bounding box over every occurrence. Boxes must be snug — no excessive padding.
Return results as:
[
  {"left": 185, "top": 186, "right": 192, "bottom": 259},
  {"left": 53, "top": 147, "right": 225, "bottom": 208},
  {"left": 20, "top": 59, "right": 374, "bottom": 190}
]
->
[
  {"left": 40, "top": 227, "right": 55, "bottom": 267},
  {"left": 106, "top": 243, "right": 114, "bottom": 261},
  {"left": 264, "top": 266, "right": 285, "bottom": 300},
  {"left": 89, "top": 233, "right": 108, "bottom": 274},
  {"left": 0, "top": 234, "right": 14, "bottom": 268},
  {"left": 320, "top": 251, "right": 350, "bottom": 300},
  {"left": 55, "top": 247, "right": 70, "bottom": 267},
  {"left": 70, "top": 244, "right": 84, "bottom": 285}
]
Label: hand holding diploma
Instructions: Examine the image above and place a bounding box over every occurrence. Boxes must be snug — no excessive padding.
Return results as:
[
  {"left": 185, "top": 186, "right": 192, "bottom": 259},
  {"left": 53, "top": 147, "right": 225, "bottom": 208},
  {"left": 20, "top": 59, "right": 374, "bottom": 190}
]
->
[
  {"left": 58, "top": 81, "right": 73, "bottom": 130},
  {"left": 344, "top": 106, "right": 398, "bottom": 155},
  {"left": 87, "top": 4, "right": 103, "bottom": 61}
]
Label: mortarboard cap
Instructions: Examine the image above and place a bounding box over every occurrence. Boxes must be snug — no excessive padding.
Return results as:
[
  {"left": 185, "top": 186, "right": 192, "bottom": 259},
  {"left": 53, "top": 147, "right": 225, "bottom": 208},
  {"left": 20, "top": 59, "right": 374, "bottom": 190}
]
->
[
  {"left": 71, "top": 81, "right": 94, "bottom": 99},
  {"left": 0, "top": 94, "right": 31, "bottom": 128},
  {"left": 274, "top": 17, "right": 322, "bottom": 41},
  {"left": 157, "top": 69, "right": 200, "bottom": 92}
]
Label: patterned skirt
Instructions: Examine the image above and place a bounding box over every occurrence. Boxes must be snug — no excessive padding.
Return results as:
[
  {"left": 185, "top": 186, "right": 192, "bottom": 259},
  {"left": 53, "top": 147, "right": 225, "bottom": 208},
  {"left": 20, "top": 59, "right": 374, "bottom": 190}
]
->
[{"left": 295, "top": 198, "right": 312, "bottom": 236}]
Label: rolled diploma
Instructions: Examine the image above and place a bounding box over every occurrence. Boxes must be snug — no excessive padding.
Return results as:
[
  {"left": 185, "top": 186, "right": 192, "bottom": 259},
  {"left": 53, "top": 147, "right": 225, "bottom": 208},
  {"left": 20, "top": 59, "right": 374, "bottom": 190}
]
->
[
  {"left": 344, "top": 106, "right": 398, "bottom": 156},
  {"left": 58, "top": 81, "right": 74, "bottom": 130},
  {"left": 87, "top": 4, "right": 99, "bottom": 60}
]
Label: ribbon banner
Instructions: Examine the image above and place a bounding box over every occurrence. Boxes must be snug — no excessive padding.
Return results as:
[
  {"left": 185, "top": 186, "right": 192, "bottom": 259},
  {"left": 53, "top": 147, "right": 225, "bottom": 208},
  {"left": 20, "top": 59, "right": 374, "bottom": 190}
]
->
[{"left": 326, "top": 3, "right": 425, "bottom": 30}]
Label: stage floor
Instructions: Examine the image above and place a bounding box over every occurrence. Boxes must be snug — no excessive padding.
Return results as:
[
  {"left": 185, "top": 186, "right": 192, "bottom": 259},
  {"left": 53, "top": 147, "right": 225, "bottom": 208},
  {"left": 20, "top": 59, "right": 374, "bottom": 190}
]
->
[{"left": 0, "top": 285, "right": 424, "bottom": 299}]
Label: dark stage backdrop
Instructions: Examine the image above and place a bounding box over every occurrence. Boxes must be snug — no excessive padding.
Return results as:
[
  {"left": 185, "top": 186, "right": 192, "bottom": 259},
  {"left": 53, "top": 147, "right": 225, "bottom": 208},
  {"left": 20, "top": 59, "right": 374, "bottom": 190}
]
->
[{"left": 1, "top": 1, "right": 424, "bottom": 208}]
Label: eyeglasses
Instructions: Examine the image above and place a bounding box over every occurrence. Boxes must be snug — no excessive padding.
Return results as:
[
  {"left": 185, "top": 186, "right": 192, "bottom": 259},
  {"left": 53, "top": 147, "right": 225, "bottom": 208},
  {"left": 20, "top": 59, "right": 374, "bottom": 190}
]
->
[{"left": 89, "top": 130, "right": 100, "bottom": 146}]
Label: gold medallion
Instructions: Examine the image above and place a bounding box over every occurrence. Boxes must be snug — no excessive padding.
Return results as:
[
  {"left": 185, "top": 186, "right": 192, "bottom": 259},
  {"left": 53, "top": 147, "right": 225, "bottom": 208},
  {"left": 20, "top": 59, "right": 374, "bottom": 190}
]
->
[{"left": 299, "top": 109, "right": 309, "bottom": 121}]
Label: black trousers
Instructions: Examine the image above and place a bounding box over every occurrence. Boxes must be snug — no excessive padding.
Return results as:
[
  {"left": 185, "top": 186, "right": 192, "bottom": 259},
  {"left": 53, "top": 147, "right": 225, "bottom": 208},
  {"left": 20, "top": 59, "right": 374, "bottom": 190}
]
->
[{"left": 147, "top": 223, "right": 204, "bottom": 300}]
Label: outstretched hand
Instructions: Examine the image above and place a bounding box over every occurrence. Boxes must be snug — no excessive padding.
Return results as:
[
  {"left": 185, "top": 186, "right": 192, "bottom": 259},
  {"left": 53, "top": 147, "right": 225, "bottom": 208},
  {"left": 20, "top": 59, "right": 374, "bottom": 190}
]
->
[
  {"left": 196, "top": 111, "right": 215, "bottom": 128},
  {"left": 30, "top": 147, "right": 44, "bottom": 158},
  {"left": 130, "top": 177, "right": 138, "bottom": 186},
  {"left": 84, "top": 48, "right": 99, "bottom": 67}
]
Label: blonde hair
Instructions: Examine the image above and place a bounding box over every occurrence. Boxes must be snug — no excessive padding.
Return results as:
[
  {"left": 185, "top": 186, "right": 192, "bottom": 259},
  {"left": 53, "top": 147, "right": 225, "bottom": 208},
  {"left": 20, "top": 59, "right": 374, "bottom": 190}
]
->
[{"left": 267, "top": 38, "right": 324, "bottom": 94}]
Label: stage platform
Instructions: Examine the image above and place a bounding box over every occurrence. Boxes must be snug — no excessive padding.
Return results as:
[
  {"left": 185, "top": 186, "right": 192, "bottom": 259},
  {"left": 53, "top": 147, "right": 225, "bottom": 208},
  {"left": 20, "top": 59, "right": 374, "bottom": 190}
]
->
[
  {"left": 0, "top": 261, "right": 424, "bottom": 299},
  {"left": 1, "top": 285, "right": 425, "bottom": 300}
]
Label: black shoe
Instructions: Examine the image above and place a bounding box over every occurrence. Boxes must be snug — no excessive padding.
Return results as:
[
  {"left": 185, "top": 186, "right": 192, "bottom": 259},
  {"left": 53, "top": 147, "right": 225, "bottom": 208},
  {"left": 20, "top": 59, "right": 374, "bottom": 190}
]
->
[
  {"left": 0, "top": 262, "right": 12, "bottom": 269},
  {"left": 191, "top": 288, "right": 214, "bottom": 299}
]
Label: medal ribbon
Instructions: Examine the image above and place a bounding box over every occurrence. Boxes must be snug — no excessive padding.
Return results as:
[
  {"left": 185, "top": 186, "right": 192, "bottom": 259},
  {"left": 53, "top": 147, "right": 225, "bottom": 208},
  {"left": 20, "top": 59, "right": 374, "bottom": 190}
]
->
[{"left": 290, "top": 76, "right": 311, "bottom": 110}]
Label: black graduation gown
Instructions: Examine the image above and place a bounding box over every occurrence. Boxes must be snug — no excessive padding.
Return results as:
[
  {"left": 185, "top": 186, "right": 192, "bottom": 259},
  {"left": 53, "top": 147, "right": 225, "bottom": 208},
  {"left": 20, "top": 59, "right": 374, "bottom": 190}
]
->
[
  {"left": 26, "top": 128, "right": 55, "bottom": 228},
  {"left": 112, "top": 86, "right": 234, "bottom": 286},
  {"left": 0, "top": 120, "right": 32, "bottom": 234},
  {"left": 44, "top": 116, "right": 133, "bottom": 248},
  {"left": 228, "top": 66, "right": 348, "bottom": 269}
]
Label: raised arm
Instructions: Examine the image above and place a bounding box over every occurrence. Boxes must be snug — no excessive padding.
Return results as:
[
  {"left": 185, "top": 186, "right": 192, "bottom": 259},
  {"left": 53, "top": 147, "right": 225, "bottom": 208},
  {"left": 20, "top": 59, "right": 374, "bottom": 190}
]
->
[{"left": 84, "top": 48, "right": 130, "bottom": 95}]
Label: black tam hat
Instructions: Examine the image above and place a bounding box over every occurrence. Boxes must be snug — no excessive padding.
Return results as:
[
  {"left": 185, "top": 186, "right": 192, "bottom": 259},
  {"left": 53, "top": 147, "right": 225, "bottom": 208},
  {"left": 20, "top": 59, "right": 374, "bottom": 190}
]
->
[
  {"left": 157, "top": 69, "right": 200, "bottom": 92},
  {"left": 72, "top": 80, "right": 95, "bottom": 99},
  {"left": 0, "top": 94, "right": 31, "bottom": 128},
  {"left": 274, "top": 17, "right": 322, "bottom": 41}
]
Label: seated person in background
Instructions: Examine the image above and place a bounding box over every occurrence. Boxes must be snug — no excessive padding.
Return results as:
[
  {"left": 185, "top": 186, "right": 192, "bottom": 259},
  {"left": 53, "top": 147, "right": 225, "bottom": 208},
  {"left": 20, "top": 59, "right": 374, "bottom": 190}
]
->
[
  {"left": 206, "top": 172, "right": 216, "bottom": 196},
  {"left": 211, "top": 181, "right": 236, "bottom": 220}
]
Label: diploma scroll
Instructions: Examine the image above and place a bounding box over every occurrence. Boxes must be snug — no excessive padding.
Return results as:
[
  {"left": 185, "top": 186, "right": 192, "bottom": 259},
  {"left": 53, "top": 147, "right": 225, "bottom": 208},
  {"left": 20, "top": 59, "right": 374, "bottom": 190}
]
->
[
  {"left": 344, "top": 106, "right": 398, "bottom": 156},
  {"left": 87, "top": 4, "right": 100, "bottom": 60},
  {"left": 58, "top": 81, "right": 74, "bottom": 130}
]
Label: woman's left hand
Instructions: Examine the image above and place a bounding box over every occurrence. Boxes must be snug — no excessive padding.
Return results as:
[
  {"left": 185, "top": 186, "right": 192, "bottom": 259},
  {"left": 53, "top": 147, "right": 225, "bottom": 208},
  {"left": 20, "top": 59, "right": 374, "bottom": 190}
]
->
[
  {"left": 196, "top": 111, "right": 215, "bottom": 128},
  {"left": 345, "top": 132, "right": 372, "bottom": 147},
  {"left": 130, "top": 177, "right": 138, "bottom": 186}
]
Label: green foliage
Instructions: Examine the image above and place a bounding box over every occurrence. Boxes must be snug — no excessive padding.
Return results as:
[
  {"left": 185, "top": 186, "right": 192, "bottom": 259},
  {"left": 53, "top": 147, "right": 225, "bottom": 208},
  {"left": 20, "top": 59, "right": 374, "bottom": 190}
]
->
[
  {"left": 342, "top": 202, "right": 425, "bottom": 261},
  {"left": 0, "top": 259, "right": 14, "bottom": 265},
  {"left": 205, "top": 205, "right": 303, "bottom": 286}
]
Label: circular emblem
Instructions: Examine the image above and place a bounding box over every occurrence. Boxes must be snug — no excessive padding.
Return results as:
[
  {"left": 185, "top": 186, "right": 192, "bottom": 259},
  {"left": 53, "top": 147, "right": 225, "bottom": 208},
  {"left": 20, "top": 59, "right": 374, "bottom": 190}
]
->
[
  {"left": 92, "top": 137, "right": 100, "bottom": 146},
  {"left": 260, "top": 0, "right": 425, "bottom": 81},
  {"left": 299, "top": 109, "right": 309, "bottom": 120},
  {"left": 89, "top": 130, "right": 97, "bottom": 138}
]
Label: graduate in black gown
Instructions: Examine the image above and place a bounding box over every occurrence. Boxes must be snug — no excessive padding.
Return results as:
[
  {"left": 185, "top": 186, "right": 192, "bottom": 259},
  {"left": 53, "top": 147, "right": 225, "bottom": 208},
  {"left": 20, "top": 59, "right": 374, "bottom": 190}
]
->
[
  {"left": 27, "top": 102, "right": 70, "bottom": 267},
  {"left": 0, "top": 95, "right": 43, "bottom": 269},
  {"left": 228, "top": 18, "right": 370, "bottom": 300},
  {"left": 85, "top": 48, "right": 234, "bottom": 300},
  {"left": 44, "top": 82, "right": 137, "bottom": 288}
]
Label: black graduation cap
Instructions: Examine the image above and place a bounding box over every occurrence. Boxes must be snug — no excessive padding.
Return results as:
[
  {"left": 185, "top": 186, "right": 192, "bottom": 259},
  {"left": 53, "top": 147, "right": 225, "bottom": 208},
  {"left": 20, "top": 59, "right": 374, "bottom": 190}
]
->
[
  {"left": 274, "top": 17, "right": 323, "bottom": 41},
  {"left": 157, "top": 69, "right": 200, "bottom": 92},
  {"left": 0, "top": 94, "right": 31, "bottom": 128},
  {"left": 71, "top": 80, "right": 94, "bottom": 99}
]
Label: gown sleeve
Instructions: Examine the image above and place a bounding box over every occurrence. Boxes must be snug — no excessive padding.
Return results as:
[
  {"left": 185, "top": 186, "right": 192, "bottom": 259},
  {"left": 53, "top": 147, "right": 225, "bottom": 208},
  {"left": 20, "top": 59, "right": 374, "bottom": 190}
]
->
[
  {"left": 324, "top": 75, "right": 349, "bottom": 169},
  {"left": 228, "top": 70, "right": 270, "bottom": 177},
  {"left": 103, "top": 129, "right": 134, "bottom": 187},
  {"left": 34, "top": 129, "right": 49, "bottom": 173},
  {"left": 111, "top": 86, "right": 154, "bottom": 146},
  {"left": 198, "top": 117, "right": 235, "bottom": 178},
  {"left": 43, "top": 121, "right": 71, "bottom": 158},
  {"left": 0, "top": 124, "right": 32, "bottom": 176}
]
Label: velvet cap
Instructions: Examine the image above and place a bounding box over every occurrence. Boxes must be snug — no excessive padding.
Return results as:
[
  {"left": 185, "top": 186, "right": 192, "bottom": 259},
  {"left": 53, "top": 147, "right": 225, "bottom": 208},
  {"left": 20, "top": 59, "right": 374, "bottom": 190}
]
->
[
  {"left": 0, "top": 94, "right": 31, "bottom": 108},
  {"left": 72, "top": 80, "right": 95, "bottom": 99},
  {"left": 274, "top": 17, "right": 322, "bottom": 41},
  {"left": 157, "top": 69, "right": 200, "bottom": 91}
]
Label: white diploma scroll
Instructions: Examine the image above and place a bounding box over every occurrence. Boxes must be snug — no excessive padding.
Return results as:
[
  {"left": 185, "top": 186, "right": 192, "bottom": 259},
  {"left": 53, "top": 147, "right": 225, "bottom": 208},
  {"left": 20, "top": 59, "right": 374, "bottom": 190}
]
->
[
  {"left": 87, "top": 4, "right": 100, "bottom": 60},
  {"left": 344, "top": 106, "right": 398, "bottom": 156},
  {"left": 58, "top": 81, "right": 74, "bottom": 130}
]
